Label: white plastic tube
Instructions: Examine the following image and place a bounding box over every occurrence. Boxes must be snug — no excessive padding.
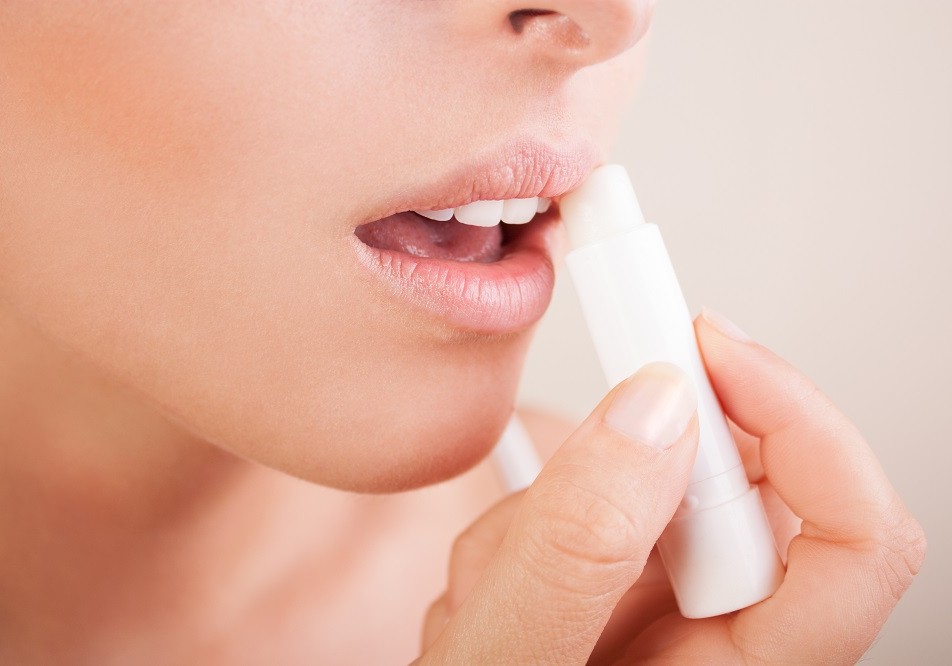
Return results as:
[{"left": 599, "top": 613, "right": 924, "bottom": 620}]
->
[
  {"left": 492, "top": 414, "right": 542, "bottom": 492},
  {"left": 560, "top": 165, "right": 784, "bottom": 618}
]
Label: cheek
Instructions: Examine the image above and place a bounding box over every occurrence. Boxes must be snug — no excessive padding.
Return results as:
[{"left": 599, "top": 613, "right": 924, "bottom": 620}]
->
[
  {"left": 0, "top": 2, "right": 532, "bottom": 490},
  {"left": 0, "top": 2, "right": 372, "bottom": 215},
  {"left": 0, "top": 2, "right": 361, "bottom": 386}
]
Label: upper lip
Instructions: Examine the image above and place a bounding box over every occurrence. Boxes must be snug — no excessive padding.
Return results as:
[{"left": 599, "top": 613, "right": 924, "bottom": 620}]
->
[{"left": 364, "top": 138, "right": 600, "bottom": 222}]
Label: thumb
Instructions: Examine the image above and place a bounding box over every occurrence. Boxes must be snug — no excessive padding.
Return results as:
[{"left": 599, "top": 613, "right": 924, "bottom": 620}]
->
[{"left": 422, "top": 362, "right": 699, "bottom": 665}]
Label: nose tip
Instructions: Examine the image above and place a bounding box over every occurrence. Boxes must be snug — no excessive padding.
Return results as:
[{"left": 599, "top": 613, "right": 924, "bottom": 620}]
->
[{"left": 508, "top": 0, "right": 654, "bottom": 68}]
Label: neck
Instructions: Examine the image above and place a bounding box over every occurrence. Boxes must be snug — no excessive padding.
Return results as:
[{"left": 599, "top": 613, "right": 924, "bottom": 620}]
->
[{"left": 0, "top": 307, "right": 381, "bottom": 661}]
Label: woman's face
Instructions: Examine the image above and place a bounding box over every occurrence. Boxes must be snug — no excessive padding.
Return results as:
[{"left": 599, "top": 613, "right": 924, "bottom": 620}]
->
[{"left": 0, "top": 1, "right": 651, "bottom": 491}]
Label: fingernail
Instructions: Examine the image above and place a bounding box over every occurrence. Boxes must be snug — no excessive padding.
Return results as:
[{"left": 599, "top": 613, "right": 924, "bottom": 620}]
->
[
  {"left": 701, "top": 307, "right": 754, "bottom": 343},
  {"left": 604, "top": 363, "right": 697, "bottom": 449}
]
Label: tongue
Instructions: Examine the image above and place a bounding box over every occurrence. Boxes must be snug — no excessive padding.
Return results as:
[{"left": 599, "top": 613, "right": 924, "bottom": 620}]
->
[{"left": 355, "top": 212, "right": 503, "bottom": 263}]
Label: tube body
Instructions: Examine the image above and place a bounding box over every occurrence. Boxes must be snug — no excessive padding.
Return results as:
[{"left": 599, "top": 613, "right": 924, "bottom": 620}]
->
[
  {"left": 566, "top": 223, "right": 785, "bottom": 618},
  {"left": 568, "top": 224, "right": 740, "bottom": 487}
]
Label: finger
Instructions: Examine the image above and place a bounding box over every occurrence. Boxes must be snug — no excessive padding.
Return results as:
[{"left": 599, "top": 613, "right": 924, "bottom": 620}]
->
[
  {"left": 696, "top": 309, "right": 926, "bottom": 663},
  {"left": 445, "top": 458, "right": 681, "bottom": 662},
  {"left": 729, "top": 418, "right": 764, "bottom": 483},
  {"left": 728, "top": 414, "right": 799, "bottom": 561},
  {"left": 728, "top": 419, "right": 798, "bottom": 560},
  {"left": 446, "top": 491, "right": 524, "bottom": 613},
  {"left": 756, "top": 479, "right": 801, "bottom": 564},
  {"left": 420, "top": 594, "right": 449, "bottom": 653},
  {"left": 421, "top": 363, "right": 700, "bottom": 665},
  {"left": 588, "top": 548, "right": 678, "bottom": 665},
  {"left": 696, "top": 309, "right": 909, "bottom": 544},
  {"left": 425, "top": 494, "right": 524, "bottom": 655}
]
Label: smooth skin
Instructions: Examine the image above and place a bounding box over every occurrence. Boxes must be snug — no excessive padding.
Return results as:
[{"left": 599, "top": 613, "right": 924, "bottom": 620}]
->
[{"left": 0, "top": 1, "right": 923, "bottom": 663}]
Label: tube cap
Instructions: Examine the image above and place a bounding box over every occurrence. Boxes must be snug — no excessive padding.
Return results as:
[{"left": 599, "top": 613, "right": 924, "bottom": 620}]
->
[
  {"left": 559, "top": 164, "right": 645, "bottom": 249},
  {"left": 657, "top": 486, "right": 785, "bottom": 618}
]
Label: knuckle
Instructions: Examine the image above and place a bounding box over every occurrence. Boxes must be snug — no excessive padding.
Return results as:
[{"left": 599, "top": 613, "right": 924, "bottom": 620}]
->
[
  {"left": 420, "top": 594, "right": 449, "bottom": 654},
  {"left": 425, "top": 594, "right": 447, "bottom": 622},
  {"left": 446, "top": 526, "right": 496, "bottom": 609},
  {"left": 770, "top": 371, "right": 824, "bottom": 428},
  {"left": 522, "top": 468, "right": 645, "bottom": 593},
  {"left": 772, "top": 371, "right": 858, "bottom": 442},
  {"left": 449, "top": 526, "right": 489, "bottom": 567},
  {"left": 871, "top": 504, "right": 927, "bottom": 604}
]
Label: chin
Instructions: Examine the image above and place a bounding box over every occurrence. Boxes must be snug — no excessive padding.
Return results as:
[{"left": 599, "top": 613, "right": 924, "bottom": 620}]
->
[
  {"left": 190, "top": 340, "right": 527, "bottom": 495},
  {"left": 317, "top": 386, "right": 516, "bottom": 494},
  {"left": 239, "top": 405, "right": 510, "bottom": 495},
  {"left": 355, "top": 419, "right": 506, "bottom": 494},
  {"left": 306, "top": 334, "right": 532, "bottom": 494}
]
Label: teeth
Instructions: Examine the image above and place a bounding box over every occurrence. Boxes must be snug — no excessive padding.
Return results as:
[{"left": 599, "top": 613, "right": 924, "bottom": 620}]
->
[
  {"left": 501, "top": 198, "right": 539, "bottom": 225},
  {"left": 453, "top": 200, "right": 505, "bottom": 227},
  {"left": 414, "top": 208, "right": 454, "bottom": 222},
  {"left": 411, "top": 196, "right": 553, "bottom": 227}
]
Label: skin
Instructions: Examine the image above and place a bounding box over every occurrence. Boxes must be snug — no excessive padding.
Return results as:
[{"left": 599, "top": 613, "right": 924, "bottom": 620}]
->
[
  {"left": 0, "top": 1, "right": 924, "bottom": 664},
  {"left": 421, "top": 321, "right": 927, "bottom": 663},
  {"left": 0, "top": 0, "right": 645, "bottom": 492}
]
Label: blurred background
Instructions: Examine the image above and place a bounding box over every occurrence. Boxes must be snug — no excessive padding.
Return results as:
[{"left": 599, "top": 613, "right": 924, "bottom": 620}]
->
[{"left": 518, "top": 1, "right": 951, "bottom": 661}]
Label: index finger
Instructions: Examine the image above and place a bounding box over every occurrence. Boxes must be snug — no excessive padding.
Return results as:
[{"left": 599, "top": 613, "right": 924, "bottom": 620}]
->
[
  {"left": 696, "top": 311, "right": 901, "bottom": 545},
  {"left": 694, "top": 309, "right": 926, "bottom": 662}
]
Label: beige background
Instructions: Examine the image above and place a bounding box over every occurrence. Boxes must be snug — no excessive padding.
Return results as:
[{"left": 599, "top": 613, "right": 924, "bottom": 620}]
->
[{"left": 518, "top": 1, "right": 951, "bottom": 662}]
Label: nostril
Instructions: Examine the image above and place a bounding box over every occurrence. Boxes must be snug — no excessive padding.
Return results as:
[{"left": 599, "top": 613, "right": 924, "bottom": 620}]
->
[
  {"left": 505, "top": 3, "right": 648, "bottom": 67},
  {"left": 508, "top": 9, "right": 591, "bottom": 52},
  {"left": 508, "top": 9, "right": 558, "bottom": 34}
]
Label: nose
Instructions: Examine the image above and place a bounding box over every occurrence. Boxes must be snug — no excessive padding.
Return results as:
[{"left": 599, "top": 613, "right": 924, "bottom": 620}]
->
[{"left": 462, "top": 0, "right": 654, "bottom": 70}]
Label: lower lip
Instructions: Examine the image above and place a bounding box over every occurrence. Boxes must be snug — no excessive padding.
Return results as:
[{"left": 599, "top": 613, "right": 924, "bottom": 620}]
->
[{"left": 350, "top": 213, "right": 559, "bottom": 335}]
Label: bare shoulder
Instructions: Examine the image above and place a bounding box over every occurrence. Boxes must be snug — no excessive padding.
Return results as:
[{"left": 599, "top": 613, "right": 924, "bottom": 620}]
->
[{"left": 515, "top": 406, "right": 578, "bottom": 464}]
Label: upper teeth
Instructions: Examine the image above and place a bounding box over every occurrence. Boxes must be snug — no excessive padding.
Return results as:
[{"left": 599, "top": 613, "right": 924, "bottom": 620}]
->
[{"left": 414, "top": 197, "right": 551, "bottom": 227}]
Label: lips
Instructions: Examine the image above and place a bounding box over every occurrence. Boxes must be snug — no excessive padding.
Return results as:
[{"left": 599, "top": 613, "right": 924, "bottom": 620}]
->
[{"left": 351, "top": 139, "right": 598, "bottom": 335}]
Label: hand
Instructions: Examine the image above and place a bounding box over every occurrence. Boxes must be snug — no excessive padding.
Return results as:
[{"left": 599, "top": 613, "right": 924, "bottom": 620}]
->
[{"left": 417, "top": 310, "right": 926, "bottom": 664}]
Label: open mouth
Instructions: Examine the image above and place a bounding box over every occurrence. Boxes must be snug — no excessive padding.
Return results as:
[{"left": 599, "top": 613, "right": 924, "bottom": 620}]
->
[
  {"left": 350, "top": 196, "right": 560, "bottom": 334},
  {"left": 348, "top": 138, "right": 596, "bottom": 334},
  {"left": 354, "top": 197, "right": 552, "bottom": 264}
]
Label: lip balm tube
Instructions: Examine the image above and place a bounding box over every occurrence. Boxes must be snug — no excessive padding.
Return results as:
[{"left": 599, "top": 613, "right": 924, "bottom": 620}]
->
[{"left": 559, "top": 164, "right": 785, "bottom": 619}]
